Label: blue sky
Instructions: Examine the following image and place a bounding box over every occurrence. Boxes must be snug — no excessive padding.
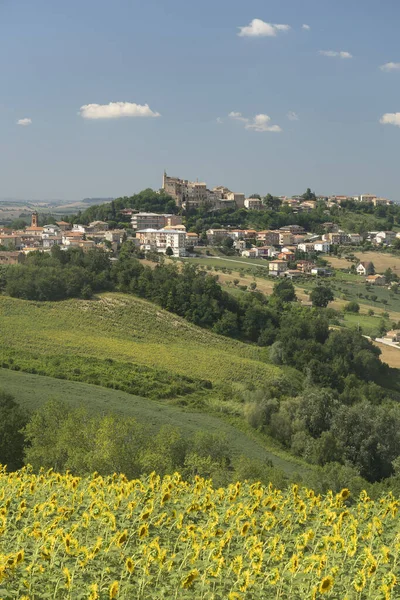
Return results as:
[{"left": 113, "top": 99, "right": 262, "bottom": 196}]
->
[{"left": 1, "top": 0, "right": 400, "bottom": 200}]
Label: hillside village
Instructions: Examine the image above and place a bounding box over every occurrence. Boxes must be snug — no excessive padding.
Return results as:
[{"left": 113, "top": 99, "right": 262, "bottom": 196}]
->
[{"left": 0, "top": 174, "right": 399, "bottom": 288}]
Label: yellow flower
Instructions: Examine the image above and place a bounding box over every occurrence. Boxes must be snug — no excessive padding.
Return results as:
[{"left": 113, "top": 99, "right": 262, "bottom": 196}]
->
[
  {"left": 63, "top": 567, "right": 71, "bottom": 590},
  {"left": 116, "top": 530, "right": 128, "bottom": 547},
  {"left": 138, "top": 523, "right": 149, "bottom": 539},
  {"left": 267, "top": 568, "right": 280, "bottom": 585},
  {"left": 228, "top": 593, "right": 242, "bottom": 600},
  {"left": 289, "top": 554, "right": 300, "bottom": 574},
  {"left": 89, "top": 583, "right": 99, "bottom": 600},
  {"left": 125, "top": 557, "right": 134, "bottom": 574},
  {"left": 319, "top": 575, "right": 334, "bottom": 594},
  {"left": 340, "top": 488, "right": 350, "bottom": 500},
  {"left": 161, "top": 492, "right": 170, "bottom": 505},
  {"left": 353, "top": 570, "right": 366, "bottom": 593},
  {"left": 109, "top": 581, "right": 119, "bottom": 599},
  {"left": 181, "top": 569, "right": 199, "bottom": 589},
  {"left": 240, "top": 522, "right": 250, "bottom": 536}
]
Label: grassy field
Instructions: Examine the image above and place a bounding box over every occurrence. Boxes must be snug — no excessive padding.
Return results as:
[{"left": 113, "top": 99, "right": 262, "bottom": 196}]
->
[
  {"left": 0, "top": 293, "right": 283, "bottom": 390},
  {"left": 0, "top": 369, "right": 309, "bottom": 476},
  {"left": 328, "top": 251, "right": 400, "bottom": 275}
]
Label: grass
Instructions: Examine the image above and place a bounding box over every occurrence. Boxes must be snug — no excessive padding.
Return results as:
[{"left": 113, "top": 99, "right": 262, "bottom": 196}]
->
[
  {"left": 0, "top": 369, "right": 310, "bottom": 478},
  {"left": 0, "top": 293, "right": 281, "bottom": 390}
]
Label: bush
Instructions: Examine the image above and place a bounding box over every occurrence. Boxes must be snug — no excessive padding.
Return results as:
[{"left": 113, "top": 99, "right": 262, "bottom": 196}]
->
[{"left": 344, "top": 301, "right": 360, "bottom": 313}]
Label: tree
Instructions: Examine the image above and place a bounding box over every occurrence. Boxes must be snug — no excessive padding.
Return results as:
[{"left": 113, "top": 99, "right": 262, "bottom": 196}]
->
[
  {"left": 272, "top": 279, "right": 296, "bottom": 303},
  {"left": 0, "top": 391, "right": 27, "bottom": 471},
  {"left": 165, "top": 247, "right": 174, "bottom": 257},
  {"left": 302, "top": 188, "right": 316, "bottom": 201},
  {"left": 344, "top": 301, "right": 360, "bottom": 313},
  {"left": 310, "top": 285, "right": 334, "bottom": 308}
]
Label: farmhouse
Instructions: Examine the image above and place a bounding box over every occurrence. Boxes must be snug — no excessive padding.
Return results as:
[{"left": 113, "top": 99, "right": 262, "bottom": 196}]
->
[
  {"left": 356, "top": 261, "right": 374, "bottom": 276},
  {"left": 365, "top": 274, "right": 386, "bottom": 285}
]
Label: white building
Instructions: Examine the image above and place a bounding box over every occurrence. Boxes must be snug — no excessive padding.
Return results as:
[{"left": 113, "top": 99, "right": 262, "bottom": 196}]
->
[
  {"left": 136, "top": 228, "right": 187, "bottom": 257},
  {"left": 313, "top": 241, "right": 331, "bottom": 253}
]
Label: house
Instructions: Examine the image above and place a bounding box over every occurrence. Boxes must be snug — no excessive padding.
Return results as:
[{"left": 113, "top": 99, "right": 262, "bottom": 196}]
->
[
  {"left": 269, "top": 260, "right": 288, "bottom": 276},
  {"left": 313, "top": 241, "right": 331, "bottom": 253},
  {"left": 206, "top": 229, "right": 230, "bottom": 244},
  {"left": 244, "top": 198, "right": 264, "bottom": 210},
  {"left": 0, "top": 234, "right": 23, "bottom": 249},
  {"left": 89, "top": 220, "right": 109, "bottom": 232},
  {"left": 280, "top": 225, "right": 305, "bottom": 234},
  {"left": 356, "top": 261, "right": 374, "bottom": 276},
  {"left": 282, "top": 269, "right": 302, "bottom": 279},
  {"left": 137, "top": 228, "right": 187, "bottom": 257},
  {"left": 186, "top": 232, "right": 199, "bottom": 246},
  {"left": 366, "top": 274, "right": 386, "bottom": 286},
  {"left": 242, "top": 249, "right": 259, "bottom": 259},
  {"left": 296, "top": 260, "right": 315, "bottom": 273},
  {"left": 256, "top": 230, "right": 280, "bottom": 245},
  {"left": 385, "top": 330, "right": 400, "bottom": 343},
  {"left": 56, "top": 221, "right": 71, "bottom": 231},
  {"left": 311, "top": 267, "right": 332, "bottom": 277},
  {"left": 374, "top": 231, "right": 397, "bottom": 246},
  {"left": 257, "top": 246, "right": 276, "bottom": 258},
  {"left": 349, "top": 233, "right": 363, "bottom": 245},
  {"left": 297, "top": 242, "right": 315, "bottom": 253},
  {"left": 278, "top": 251, "right": 295, "bottom": 261},
  {"left": 0, "top": 251, "right": 25, "bottom": 265},
  {"left": 279, "top": 232, "right": 294, "bottom": 246}
]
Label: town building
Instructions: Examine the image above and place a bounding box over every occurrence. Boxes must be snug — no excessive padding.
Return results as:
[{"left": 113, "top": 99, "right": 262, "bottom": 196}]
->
[
  {"left": 131, "top": 212, "right": 182, "bottom": 231},
  {"left": 244, "top": 198, "right": 264, "bottom": 210},
  {"left": 269, "top": 260, "right": 288, "bottom": 276}
]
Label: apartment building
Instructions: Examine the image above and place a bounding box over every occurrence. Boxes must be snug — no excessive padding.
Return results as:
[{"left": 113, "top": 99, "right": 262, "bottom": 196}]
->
[
  {"left": 136, "top": 228, "right": 187, "bottom": 257},
  {"left": 244, "top": 198, "right": 264, "bottom": 210},
  {"left": 131, "top": 212, "right": 182, "bottom": 231}
]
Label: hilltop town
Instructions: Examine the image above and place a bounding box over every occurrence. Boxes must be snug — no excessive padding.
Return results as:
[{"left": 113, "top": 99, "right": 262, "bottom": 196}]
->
[{"left": 0, "top": 173, "right": 398, "bottom": 280}]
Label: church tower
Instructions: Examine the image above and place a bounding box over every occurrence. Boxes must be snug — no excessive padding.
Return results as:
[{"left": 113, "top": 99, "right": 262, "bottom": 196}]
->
[{"left": 31, "top": 211, "right": 38, "bottom": 227}]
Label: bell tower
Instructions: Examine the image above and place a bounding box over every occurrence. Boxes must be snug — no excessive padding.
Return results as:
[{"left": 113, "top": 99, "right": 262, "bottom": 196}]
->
[{"left": 31, "top": 211, "right": 38, "bottom": 227}]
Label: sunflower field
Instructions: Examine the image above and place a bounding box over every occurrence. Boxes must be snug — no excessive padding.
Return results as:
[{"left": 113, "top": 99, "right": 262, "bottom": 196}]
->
[{"left": 0, "top": 467, "right": 399, "bottom": 599}]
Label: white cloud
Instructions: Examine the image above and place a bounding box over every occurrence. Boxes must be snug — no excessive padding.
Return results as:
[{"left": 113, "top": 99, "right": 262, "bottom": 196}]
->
[
  {"left": 238, "top": 19, "right": 290, "bottom": 37},
  {"left": 17, "top": 118, "right": 32, "bottom": 126},
  {"left": 319, "top": 50, "right": 353, "bottom": 59},
  {"left": 380, "top": 113, "right": 400, "bottom": 127},
  {"left": 79, "top": 101, "right": 160, "bottom": 120},
  {"left": 246, "top": 114, "right": 282, "bottom": 132},
  {"left": 287, "top": 111, "right": 299, "bottom": 121},
  {"left": 302, "top": 24, "right": 310, "bottom": 30},
  {"left": 229, "top": 111, "right": 281, "bottom": 132},
  {"left": 380, "top": 62, "right": 400, "bottom": 72},
  {"left": 229, "top": 111, "right": 249, "bottom": 123},
  {"left": 216, "top": 117, "right": 223, "bottom": 124}
]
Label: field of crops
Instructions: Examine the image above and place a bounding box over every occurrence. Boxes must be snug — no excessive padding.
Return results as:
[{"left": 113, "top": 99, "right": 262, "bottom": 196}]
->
[
  {"left": 0, "top": 294, "right": 282, "bottom": 392},
  {"left": 0, "top": 468, "right": 399, "bottom": 599}
]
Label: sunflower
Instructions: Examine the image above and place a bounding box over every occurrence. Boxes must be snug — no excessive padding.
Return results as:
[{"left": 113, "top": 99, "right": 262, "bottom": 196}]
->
[
  {"left": 116, "top": 530, "right": 128, "bottom": 547},
  {"left": 181, "top": 569, "right": 199, "bottom": 589},
  {"left": 340, "top": 488, "right": 350, "bottom": 500},
  {"left": 240, "top": 522, "right": 250, "bottom": 536},
  {"left": 319, "top": 575, "right": 334, "bottom": 594},
  {"left": 63, "top": 567, "right": 71, "bottom": 590},
  {"left": 138, "top": 523, "right": 149, "bottom": 539},
  {"left": 161, "top": 492, "right": 170, "bottom": 505},
  {"left": 109, "top": 581, "right": 119, "bottom": 599},
  {"left": 125, "top": 557, "right": 134, "bottom": 574},
  {"left": 88, "top": 583, "right": 99, "bottom": 600},
  {"left": 353, "top": 570, "right": 366, "bottom": 593}
]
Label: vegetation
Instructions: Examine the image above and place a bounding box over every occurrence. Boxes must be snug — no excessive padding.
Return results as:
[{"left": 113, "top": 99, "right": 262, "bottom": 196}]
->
[{"left": 0, "top": 467, "right": 399, "bottom": 598}]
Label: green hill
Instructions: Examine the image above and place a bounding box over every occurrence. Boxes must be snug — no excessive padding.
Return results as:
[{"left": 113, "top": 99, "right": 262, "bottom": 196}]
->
[
  {"left": 0, "top": 293, "right": 285, "bottom": 392},
  {"left": 0, "top": 369, "right": 308, "bottom": 477}
]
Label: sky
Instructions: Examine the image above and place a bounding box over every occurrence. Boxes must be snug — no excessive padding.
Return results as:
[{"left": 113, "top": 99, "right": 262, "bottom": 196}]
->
[{"left": 1, "top": 0, "right": 400, "bottom": 201}]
